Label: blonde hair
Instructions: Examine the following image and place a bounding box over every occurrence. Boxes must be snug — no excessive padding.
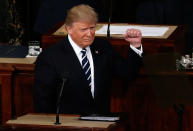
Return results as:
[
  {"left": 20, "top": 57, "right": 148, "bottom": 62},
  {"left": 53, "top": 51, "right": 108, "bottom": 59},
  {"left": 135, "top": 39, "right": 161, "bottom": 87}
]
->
[{"left": 65, "top": 4, "right": 98, "bottom": 26}]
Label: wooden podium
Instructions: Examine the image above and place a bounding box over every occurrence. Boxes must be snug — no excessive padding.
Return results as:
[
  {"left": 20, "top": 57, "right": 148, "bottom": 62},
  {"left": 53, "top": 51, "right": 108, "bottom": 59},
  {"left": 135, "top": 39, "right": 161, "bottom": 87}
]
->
[
  {"left": 2, "top": 114, "right": 122, "bottom": 131},
  {"left": 0, "top": 58, "right": 35, "bottom": 125}
]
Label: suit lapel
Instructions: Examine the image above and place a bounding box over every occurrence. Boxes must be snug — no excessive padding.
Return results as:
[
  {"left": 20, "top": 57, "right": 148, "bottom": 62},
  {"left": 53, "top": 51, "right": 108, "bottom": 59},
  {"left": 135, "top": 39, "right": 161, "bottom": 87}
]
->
[
  {"left": 90, "top": 42, "right": 102, "bottom": 98},
  {"left": 63, "top": 38, "right": 83, "bottom": 72},
  {"left": 62, "top": 38, "right": 89, "bottom": 88}
]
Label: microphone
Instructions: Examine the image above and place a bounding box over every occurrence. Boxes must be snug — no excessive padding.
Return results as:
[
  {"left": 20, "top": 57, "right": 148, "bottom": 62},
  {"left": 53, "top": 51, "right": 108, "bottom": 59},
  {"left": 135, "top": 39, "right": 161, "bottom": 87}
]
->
[
  {"left": 55, "top": 72, "right": 69, "bottom": 125},
  {"left": 107, "top": 0, "right": 113, "bottom": 38}
]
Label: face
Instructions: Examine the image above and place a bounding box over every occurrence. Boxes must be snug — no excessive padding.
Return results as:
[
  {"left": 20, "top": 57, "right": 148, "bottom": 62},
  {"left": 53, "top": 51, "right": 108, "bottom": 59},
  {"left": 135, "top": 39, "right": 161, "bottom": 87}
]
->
[{"left": 66, "top": 21, "right": 96, "bottom": 48}]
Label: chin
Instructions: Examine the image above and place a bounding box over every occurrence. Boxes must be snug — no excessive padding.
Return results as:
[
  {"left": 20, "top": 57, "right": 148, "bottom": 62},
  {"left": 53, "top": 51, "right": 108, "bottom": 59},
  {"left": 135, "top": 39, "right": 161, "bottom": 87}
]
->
[{"left": 84, "top": 42, "right": 93, "bottom": 46}]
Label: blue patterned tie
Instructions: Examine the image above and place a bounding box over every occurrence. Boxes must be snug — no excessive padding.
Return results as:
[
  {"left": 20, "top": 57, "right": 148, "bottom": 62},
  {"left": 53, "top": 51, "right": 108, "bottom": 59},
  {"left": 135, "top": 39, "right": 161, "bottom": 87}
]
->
[{"left": 81, "top": 49, "right": 91, "bottom": 87}]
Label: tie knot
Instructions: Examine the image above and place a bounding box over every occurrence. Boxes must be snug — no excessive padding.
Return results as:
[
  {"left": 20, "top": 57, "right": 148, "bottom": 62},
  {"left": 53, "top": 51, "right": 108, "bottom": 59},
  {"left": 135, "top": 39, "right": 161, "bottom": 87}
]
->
[{"left": 81, "top": 48, "right": 87, "bottom": 55}]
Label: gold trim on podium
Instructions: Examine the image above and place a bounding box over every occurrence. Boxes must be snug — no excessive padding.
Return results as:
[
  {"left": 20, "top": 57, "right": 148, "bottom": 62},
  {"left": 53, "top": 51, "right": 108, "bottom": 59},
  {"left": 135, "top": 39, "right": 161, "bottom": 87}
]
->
[
  {"left": 6, "top": 114, "right": 115, "bottom": 128},
  {"left": 53, "top": 23, "right": 177, "bottom": 39}
]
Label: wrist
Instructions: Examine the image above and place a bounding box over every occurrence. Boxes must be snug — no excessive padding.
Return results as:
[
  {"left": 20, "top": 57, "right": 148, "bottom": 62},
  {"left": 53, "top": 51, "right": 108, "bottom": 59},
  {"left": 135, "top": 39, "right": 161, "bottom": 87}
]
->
[
  {"left": 136, "top": 45, "right": 141, "bottom": 50},
  {"left": 130, "top": 43, "right": 141, "bottom": 49}
]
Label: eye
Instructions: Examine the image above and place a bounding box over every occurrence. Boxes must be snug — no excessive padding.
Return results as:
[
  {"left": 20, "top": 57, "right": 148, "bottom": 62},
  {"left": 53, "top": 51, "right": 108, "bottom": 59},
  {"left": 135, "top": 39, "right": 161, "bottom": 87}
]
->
[
  {"left": 90, "top": 27, "right": 95, "bottom": 30},
  {"left": 80, "top": 28, "right": 88, "bottom": 32}
]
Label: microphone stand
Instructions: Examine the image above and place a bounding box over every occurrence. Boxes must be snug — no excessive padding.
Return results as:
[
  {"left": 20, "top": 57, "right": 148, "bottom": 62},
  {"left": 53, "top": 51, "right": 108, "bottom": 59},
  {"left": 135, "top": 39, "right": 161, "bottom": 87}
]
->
[
  {"left": 107, "top": 18, "right": 111, "bottom": 38},
  {"left": 107, "top": 0, "right": 113, "bottom": 38},
  {"left": 55, "top": 77, "right": 67, "bottom": 125}
]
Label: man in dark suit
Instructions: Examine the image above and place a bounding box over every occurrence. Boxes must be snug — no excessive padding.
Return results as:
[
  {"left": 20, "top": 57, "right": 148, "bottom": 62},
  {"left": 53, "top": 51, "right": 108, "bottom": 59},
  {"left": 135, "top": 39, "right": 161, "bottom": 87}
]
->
[{"left": 34, "top": 4, "right": 143, "bottom": 115}]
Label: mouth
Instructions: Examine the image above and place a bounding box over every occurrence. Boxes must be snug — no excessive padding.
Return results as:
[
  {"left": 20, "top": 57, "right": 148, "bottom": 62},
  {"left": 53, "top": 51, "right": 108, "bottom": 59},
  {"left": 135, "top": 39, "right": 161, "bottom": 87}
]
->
[
  {"left": 83, "top": 39, "right": 93, "bottom": 42},
  {"left": 84, "top": 40, "right": 91, "bottom": 42}
]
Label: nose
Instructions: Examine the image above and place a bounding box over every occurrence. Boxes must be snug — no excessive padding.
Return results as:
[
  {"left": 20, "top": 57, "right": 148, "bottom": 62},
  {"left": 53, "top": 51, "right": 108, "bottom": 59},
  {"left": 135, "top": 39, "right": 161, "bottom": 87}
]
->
[
  {"left": 86, "top": 29, "right": 92, "bottom": 36},
  {"left": 86, "top": 28, "right": 95, "bottom": 37}
]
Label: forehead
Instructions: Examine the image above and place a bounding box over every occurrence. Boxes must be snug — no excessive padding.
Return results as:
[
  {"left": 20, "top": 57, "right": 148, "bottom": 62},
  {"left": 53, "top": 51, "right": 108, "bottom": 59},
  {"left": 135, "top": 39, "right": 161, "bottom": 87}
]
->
[{"left": 71, "top": 21, "right": 96, "bottom": 28}]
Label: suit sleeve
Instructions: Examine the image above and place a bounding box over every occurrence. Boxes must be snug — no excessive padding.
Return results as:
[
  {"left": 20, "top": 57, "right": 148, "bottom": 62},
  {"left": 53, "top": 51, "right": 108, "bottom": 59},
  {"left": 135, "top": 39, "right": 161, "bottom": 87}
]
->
[
  {"left": 34, "top": 51, "right": 59, "bottom": 113},
  {"left": 111, "top": 43, "right": 143, "bottom": 80}
]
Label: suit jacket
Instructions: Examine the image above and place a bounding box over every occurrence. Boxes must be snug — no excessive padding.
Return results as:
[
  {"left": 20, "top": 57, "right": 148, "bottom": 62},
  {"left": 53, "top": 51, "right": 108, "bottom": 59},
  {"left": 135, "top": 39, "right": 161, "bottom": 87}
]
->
[{"left": 34, "top": 36, "right": 142, "bottom": 115}]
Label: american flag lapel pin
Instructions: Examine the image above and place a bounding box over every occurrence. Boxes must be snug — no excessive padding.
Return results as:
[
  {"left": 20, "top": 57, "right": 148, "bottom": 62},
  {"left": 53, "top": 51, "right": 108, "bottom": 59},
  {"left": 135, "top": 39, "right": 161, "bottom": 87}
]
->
[{"left": 95, "top": 50, "right": 99, "bottom": 54}]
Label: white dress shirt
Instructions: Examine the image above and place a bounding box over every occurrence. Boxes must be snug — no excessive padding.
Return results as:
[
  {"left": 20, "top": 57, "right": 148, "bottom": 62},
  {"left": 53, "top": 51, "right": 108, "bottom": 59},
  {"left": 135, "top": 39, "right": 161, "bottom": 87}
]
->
[{"left": 130, "top": 44, "right": 143, "bottom": 57}]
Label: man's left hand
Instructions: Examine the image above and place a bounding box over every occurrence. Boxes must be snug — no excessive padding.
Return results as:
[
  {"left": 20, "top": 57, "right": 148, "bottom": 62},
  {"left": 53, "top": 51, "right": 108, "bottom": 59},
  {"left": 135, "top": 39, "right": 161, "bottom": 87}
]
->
[{"left": 123, "top": 28, "right": 142, "bottom": 48}]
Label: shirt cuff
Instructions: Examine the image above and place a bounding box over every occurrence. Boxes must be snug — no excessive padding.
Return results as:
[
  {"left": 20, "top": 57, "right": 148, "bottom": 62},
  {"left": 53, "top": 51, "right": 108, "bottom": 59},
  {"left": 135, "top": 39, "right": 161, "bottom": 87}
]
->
[{"left": 130, "top": 44, "right": 143, "bottom": 57}]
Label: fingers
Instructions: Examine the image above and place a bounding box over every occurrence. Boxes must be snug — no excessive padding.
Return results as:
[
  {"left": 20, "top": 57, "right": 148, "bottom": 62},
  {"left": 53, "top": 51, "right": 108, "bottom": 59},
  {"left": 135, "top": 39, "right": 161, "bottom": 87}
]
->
[
  {"left": 124, "top": 28, "right": 142, "bottom": 38},
  {"left": 124, "top": 29, "right": 142, "bottom": 47}
]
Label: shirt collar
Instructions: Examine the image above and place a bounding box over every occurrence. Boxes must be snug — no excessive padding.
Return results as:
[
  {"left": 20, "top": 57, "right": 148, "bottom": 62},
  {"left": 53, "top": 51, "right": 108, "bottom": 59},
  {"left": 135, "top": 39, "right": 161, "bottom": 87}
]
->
[
  {"left": 68, "top": 35, "right": 82, "bottom": 54},
  {"left": 68, "top": 35, "right": 90, "bottom": 55}
]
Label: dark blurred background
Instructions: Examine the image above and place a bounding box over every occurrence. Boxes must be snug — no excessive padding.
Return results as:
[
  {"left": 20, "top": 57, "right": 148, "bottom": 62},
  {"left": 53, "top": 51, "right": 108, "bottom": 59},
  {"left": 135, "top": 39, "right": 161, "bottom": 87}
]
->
[{"left": 0, "top": 0, "right": 193, "bottom": 53}]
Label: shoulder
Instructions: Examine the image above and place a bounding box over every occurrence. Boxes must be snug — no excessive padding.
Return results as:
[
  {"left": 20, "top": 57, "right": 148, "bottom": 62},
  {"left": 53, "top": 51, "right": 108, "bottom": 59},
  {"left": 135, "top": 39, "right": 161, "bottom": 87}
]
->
[
  {"left": 36, "top": 37, "right": 69, "bottom": 63},
  {"left": 92, "top": 37, "right": 112, "bottom": 49},
  {"left": 90, "top": 38, "right": 114, "bottom": 57},
  {"left": 41, "top": 37, "right": 68, "bottom": 55}
]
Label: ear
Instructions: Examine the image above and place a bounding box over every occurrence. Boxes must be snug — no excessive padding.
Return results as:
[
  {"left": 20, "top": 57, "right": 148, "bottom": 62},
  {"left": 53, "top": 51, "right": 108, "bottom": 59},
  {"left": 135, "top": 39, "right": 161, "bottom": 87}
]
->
[{"left": 65, "top": 25, "right": 72, "bottom": 34}]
